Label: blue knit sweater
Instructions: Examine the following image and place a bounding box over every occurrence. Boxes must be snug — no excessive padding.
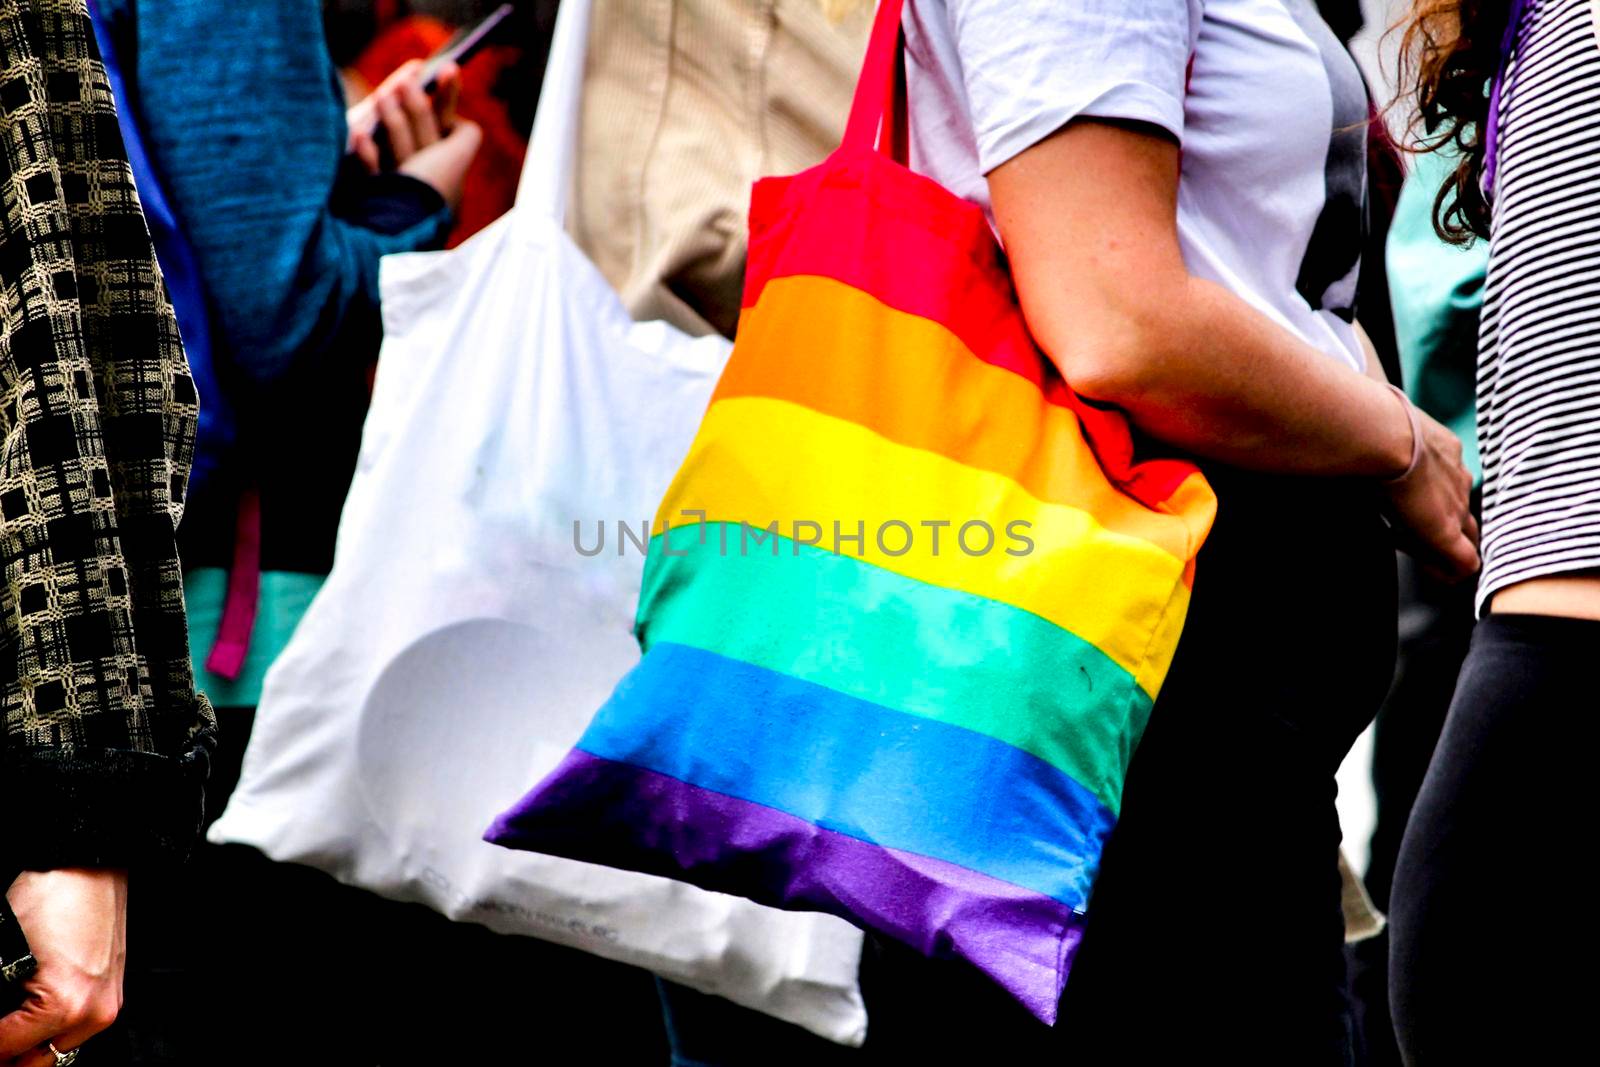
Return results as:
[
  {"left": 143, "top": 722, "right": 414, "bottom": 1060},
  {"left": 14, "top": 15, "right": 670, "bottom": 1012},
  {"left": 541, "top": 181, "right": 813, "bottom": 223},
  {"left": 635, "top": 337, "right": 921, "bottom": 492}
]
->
[
  {"left": 98, "top": 0, "right": 453, "bottom": 585},
  {"left": 98, "top": 0, "right": 451, "bottom": 388}
]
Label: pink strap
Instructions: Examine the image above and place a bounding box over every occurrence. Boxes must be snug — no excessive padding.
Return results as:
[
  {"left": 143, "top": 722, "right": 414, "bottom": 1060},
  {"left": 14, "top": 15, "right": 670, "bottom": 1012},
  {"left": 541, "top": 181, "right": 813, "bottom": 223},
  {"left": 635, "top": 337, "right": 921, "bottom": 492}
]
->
[
  {"left": 841, "top": 0, "right": 909, "bottom": 155},
  {"left": 204, "top": 487, "right": 262, "bottom": 681}
]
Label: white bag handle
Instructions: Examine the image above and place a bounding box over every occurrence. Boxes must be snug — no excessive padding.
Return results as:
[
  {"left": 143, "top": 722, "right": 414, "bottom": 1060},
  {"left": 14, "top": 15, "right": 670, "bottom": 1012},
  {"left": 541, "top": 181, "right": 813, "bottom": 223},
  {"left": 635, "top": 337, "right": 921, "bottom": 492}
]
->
[{"left": 515, "top": 0, "right": 593, "bottom": 221}]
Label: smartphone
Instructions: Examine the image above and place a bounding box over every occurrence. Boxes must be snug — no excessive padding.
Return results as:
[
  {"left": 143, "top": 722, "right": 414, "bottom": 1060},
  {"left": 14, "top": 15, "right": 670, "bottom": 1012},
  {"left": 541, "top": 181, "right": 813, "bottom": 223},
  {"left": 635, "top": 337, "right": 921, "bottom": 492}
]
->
[
  {"left": 418, "top": 3, "right": 515, "bottom": 92},
  {"left": 363, "top": 4, "right": 513, "bottom": 167}
]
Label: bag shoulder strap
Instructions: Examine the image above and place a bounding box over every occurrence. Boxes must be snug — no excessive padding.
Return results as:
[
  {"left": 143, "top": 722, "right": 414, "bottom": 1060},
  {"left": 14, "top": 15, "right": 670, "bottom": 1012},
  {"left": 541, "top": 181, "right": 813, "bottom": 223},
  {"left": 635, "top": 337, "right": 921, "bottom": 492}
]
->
[
  {"left": 841, "top": 0, "right": 908, "bottom": 156},
  {"left": 515, "top": 0, "right": 593, "bottom": 222}
]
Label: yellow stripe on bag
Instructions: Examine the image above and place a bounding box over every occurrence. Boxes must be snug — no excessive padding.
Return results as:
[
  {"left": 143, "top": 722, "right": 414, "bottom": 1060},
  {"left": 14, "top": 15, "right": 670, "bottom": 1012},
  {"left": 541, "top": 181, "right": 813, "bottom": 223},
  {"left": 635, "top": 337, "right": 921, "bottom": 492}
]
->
[
  {"left": 720, "top": 275, "right": 1204, "bottom": 562},
  {"left": 659, "top": 396, "right": 1191, "bottom": 692}
]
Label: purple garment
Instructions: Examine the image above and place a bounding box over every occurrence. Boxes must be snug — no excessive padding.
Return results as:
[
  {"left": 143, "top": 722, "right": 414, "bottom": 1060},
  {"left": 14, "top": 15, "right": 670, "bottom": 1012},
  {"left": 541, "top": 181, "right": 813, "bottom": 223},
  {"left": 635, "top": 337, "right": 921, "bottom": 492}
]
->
[{"left": 1484, "top": 0, "right": 1532, "bottom": 197}]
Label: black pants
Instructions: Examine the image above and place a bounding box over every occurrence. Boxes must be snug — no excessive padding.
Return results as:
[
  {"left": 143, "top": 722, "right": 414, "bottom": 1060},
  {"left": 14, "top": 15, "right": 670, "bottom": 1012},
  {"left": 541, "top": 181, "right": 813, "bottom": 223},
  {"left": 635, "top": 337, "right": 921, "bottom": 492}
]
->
[
  {"left": 859, "top": 467, "right": 1397, "bottom": 1063},
  {"left": 99, "top": 708, "right": 669, "bottom": 1066},
  {"left": 1388, "top": 613, "right": 1599, "bottom": 1066}
]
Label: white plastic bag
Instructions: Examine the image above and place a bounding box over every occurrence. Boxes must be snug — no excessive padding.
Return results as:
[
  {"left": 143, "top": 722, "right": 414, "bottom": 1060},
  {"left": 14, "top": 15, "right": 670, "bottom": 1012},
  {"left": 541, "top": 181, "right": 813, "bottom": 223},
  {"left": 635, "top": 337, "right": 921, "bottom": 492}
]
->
[{"left": 208, "top": 0, "right": 867, "bottom": 1043}]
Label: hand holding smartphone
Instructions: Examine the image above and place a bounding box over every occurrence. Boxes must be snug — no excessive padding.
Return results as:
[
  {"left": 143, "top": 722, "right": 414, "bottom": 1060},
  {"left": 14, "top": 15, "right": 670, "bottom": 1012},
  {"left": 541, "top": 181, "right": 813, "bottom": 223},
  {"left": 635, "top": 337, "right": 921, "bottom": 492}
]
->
[{"left": 349, "top": 3, "right": 512, "bottom": 169}]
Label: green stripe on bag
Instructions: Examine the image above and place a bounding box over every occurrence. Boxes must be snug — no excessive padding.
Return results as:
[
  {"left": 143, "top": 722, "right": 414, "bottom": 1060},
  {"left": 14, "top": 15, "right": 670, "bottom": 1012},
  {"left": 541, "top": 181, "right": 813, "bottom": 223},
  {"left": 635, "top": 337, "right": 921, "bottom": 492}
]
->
[{"left": 640, "top": 526, "right": 1152, "bottom": 814}]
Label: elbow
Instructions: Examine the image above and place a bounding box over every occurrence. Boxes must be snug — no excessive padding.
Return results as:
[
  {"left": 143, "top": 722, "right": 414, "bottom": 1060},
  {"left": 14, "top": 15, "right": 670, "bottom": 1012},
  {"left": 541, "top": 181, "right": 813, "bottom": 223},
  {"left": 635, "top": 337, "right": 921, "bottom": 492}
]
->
[
  {"left": 1052, "top": 337, "right": 1148, "bottom": 403},
  {"left": 1043, "top": 310, "right": 1174, "bottom": 406}
]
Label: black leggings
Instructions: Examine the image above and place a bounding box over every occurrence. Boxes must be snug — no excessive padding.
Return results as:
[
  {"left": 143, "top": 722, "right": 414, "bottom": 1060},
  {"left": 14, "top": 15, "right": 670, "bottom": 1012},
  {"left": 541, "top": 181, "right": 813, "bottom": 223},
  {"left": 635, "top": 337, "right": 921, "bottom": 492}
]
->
[{"left": 1388, "top": 613, "right": 1600, "bottom": 1066}]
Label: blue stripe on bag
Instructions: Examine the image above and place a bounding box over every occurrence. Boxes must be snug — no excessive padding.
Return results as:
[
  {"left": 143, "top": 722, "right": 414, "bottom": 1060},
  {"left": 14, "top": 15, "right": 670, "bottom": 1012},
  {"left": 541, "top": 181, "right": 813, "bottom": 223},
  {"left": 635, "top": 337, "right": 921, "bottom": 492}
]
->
[{"left": 576, "top": 642, "right": 1114, "bottom": 909}]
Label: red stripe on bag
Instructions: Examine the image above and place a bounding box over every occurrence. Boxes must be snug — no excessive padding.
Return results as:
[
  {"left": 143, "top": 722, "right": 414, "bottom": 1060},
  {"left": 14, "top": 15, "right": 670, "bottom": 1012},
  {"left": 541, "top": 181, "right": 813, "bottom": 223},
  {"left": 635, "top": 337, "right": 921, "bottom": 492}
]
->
[{"left": 742, "top": 167, "right": 1196, "bottom": 508}]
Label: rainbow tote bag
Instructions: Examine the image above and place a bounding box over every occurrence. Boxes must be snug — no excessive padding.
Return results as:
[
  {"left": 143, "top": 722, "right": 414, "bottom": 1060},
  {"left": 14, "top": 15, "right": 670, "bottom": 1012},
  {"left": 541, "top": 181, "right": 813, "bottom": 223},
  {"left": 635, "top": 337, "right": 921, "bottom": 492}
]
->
[{"left": 487, "top": 0, "right": 1216, "bottom": 1023}]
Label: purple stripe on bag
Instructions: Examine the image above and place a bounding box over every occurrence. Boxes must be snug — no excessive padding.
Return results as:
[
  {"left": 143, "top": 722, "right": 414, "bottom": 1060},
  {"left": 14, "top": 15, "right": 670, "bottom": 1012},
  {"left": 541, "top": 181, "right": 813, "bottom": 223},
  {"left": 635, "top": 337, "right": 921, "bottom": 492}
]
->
[{"left": 486, "top": 750, "right": 1087, "bottom": 1024}]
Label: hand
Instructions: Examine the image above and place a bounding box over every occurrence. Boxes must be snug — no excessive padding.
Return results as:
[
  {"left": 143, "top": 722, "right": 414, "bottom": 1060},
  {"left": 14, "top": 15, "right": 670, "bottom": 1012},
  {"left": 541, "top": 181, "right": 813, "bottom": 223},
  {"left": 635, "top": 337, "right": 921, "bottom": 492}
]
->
[
  {"left": 0, "top": 870, "right": 128, "bottom": 1067},
  {"left": 1383, "top": 397, "right": 1480, "bottom": 582},
  {"left": 347, "top": 59, "right": 464, "bottom": 174},
  {"left": 397, "top": 118, "right": 483, "bottom": 211}
]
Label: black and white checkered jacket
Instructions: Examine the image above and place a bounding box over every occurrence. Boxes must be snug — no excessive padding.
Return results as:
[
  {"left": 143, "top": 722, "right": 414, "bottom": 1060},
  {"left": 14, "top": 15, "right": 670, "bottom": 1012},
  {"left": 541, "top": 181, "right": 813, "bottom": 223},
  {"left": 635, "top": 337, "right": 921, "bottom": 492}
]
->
[{"left": 0, "top": 0, "right": 214, "bottom": 873}]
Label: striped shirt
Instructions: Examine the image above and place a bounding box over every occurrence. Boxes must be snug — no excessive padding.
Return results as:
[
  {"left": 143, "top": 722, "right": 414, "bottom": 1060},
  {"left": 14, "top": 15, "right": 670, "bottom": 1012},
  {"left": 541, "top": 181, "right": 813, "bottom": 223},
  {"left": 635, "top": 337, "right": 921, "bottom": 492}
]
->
[{"left": 1476, "top": 0, "right": 1600, "bottom": 614}]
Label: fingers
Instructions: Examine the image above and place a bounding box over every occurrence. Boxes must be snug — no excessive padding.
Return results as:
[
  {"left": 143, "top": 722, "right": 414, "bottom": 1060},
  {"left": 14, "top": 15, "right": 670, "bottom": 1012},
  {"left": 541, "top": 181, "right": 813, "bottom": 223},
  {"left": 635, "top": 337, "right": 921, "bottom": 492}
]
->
[
  {"left": 24, "top": 1009, "right": 116, "bottom": 1067},
  {"left": 0, "top": 1000, "right": 62, "bottom": 1059},
  {"left": 368, "top": 58, "right": 451, "bottom": 166},
  {"left": 377, "top": 89, "right": 417, "bottom": 164},
  {"left": 0, "top": 1006, "right": 117, "bottom": 1066},
  {"left": 433, "top": 62, "right": 462, "bottom": 128},
  {"left": 45, "top": 988, "right": 119, "bottom": 1056},
  {"left": 10, "top": 1043, "right": 64, "bottom": 1067},
  {"left": 350, "top": 126, "right": 380, "bottom": 175},
  {"left": 386, "top": 58, "right": 427, "bottom": 90},
  {"left": 446, "top": 117, "right": 483, "bottom": 155},
  {"left": 1388, "top": 479, "right": 1480, "bottom": 584},
  {"left": 0, "top": 985, "right": 117, "bottom": 1063},
  {"left": 1385, "top": 416, "right": 1481, "bottom": 583},
  {"left": 1416, "top": 546, "right": 1474, "bottom": 586},
  {"left": 345, "top": 98, "right": 374, "bottom": 151},
  {"left": 400, "top": 77, "right": 442, "bottom": 149},
  {"left": 1432, "top": 495, "right": 1481, "bottom": 581},
  {"left": 1443, "top": 529, "right": 1482, "bottom": 582},
  {"left": 1414, "top": 515, "right": 1480, "bottom": 584}
]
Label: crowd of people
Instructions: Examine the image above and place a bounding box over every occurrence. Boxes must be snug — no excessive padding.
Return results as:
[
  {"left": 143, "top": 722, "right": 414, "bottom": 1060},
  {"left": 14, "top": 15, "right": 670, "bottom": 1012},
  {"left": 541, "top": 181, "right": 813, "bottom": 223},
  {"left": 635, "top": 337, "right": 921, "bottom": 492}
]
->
[{"left": 0, "top": 0, "right": 1591, "bottom": 1064}]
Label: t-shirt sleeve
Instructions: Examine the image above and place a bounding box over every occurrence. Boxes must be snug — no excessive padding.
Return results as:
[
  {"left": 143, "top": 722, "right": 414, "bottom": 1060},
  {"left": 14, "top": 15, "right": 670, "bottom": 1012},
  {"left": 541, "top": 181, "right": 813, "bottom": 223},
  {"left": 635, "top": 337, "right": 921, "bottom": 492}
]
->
[{"left": 945, "top": 0, "right": 1195, "bottom": 174}]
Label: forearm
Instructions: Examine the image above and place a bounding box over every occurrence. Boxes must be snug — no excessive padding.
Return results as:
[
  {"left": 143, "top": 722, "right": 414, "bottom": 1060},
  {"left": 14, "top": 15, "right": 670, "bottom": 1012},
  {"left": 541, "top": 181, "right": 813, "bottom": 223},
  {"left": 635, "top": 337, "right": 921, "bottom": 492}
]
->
[
  {"left": 990, "top": 105, "right": 1474, "bottom": 578},
  {"left": 992, "top": 120, "right": 1412, "bottom": 481},
  {"left": 1076, "top": 274, "right": 1414, "bottom": 478},
  {"left": 1058, "top": 271, "right": 1475, "bottom": 580}
]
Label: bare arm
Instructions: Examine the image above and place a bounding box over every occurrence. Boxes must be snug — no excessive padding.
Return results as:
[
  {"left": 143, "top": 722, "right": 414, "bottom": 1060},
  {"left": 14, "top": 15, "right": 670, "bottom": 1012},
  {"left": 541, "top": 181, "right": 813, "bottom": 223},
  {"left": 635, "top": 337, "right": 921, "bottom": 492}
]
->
[{"left": 988, "top": 120, "right": 1478, "bottom": 577}]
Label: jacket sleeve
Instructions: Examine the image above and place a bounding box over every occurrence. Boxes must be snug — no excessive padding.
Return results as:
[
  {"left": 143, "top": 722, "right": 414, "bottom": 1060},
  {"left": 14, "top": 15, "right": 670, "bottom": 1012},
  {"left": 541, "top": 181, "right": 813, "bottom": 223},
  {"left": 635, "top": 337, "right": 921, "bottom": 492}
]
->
[
  {"left": 126, "top": 0, "right": 452, "bottom": 389},
  {"left": 0, "top": 0, "right": 215, "bottom": 869}
]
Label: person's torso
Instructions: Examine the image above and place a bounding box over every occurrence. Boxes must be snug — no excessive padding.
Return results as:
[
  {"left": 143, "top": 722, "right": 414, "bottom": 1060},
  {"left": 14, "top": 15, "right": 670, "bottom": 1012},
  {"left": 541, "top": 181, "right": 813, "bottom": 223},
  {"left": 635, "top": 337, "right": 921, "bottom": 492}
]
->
[
  {"left": 1476, "top": 0, "right": 1600, "bottom": 611},
  {"left": 570, "top": 0, "right": 872, "bottom": 339},
  {"left": 904, "top": 0, "right": 1369, "bottom": 371}
]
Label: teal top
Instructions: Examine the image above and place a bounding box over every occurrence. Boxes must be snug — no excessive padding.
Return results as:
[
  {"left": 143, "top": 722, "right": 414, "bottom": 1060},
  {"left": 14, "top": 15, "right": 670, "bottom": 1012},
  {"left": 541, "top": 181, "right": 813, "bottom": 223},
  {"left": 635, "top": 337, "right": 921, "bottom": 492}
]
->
[
  {"left": 1385, "top": 149, "right": 1489, "bottom": 482},
  {"left": 184, "top": 570, "right": 325, "bottom": 708}
]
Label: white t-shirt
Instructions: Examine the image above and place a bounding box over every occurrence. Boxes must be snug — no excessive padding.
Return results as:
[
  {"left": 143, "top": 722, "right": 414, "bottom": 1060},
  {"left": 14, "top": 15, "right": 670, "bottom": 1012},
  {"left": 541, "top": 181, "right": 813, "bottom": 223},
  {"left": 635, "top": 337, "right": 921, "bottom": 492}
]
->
[{"left": 904, "top": 0, "right": 1370, "bottom": 371}]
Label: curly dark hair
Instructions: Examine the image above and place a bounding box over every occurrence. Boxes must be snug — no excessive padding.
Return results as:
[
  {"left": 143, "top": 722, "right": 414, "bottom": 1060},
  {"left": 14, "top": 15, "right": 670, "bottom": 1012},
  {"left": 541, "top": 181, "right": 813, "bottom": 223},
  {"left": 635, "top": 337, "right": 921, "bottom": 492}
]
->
[{"left": 1397, "top": 0, "right": 1515, "bottom": 244}]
